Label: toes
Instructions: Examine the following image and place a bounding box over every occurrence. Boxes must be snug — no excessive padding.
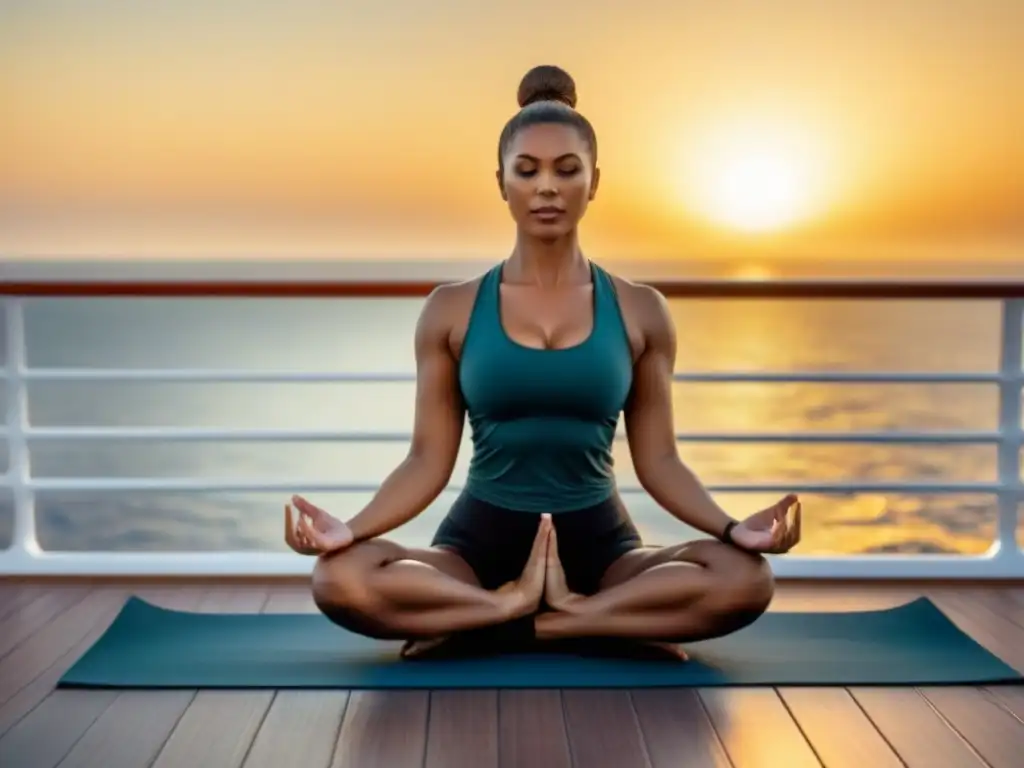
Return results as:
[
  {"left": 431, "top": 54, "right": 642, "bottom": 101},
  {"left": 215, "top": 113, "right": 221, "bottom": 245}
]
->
[
  {"left": 400, "top": 636, "right": 450, "bottom": 659},
  {"left": 645, "top": 641, "right": 689, "bottom": 661}
]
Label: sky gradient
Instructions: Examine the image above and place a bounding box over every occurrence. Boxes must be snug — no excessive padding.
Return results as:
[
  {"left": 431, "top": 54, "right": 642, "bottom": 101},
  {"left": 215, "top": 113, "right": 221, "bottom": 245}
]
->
[{"left": 1, "top": 0, "right": 1021, "bottom": 266}]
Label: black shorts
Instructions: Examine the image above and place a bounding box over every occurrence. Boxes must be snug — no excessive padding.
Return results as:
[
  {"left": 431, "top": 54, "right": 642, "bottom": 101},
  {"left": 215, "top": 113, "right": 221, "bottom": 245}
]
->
[{"left": 431, "top": 491, "right": 644, "bottom": 596}]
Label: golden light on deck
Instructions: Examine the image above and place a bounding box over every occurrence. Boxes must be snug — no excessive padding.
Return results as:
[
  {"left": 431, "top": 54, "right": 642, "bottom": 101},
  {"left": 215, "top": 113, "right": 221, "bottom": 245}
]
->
[{"left": 677, "top": 119, "right": 829, "bottom": 235}]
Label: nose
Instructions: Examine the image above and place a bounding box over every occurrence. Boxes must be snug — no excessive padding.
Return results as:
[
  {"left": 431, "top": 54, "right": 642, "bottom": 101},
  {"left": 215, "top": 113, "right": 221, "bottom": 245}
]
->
[
  {"left": 536, "top": 171, "right": 558, "bottom": 196},
  {"left": 536, "top": 177, "right": 561, "bottom": 196}
]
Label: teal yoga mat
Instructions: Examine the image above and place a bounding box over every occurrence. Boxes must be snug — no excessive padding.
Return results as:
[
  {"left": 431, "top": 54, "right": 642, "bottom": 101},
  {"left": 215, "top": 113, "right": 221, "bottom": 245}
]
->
[{"left": 58, "top": 596, "right": 1021, "bottom": 689}]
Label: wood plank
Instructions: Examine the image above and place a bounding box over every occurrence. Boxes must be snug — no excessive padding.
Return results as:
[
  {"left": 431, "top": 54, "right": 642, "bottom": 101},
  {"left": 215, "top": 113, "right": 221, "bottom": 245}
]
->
[
  {"left": 0, "top": 587, "right": 128, "bottom": 728},
  {"left": 987, "top": 686, "right": 1024, "bottom": 722},
  {"left": 424, "top": 691, "right": 498, "bottom": 768},
  {"left": 958, "top": 591, "right": 1024, "bottom": 713},
  {"left": 497, "top": 691, "right": 572, "bottom": 768},
  {"left": 151, "top": 690, "right": 272, "bottom": 768},
  {"left": 0, "top": 690, "right": 120, "bottom": 768},
  {"left": 243, "top": 586, "right": 348, "bottom": 768},
  {"left": 770, "top": 587, "right": 920, "bottom": 767},
  {"left": 304, "top": 580, "right": 432, "bottom": 768},
  {"left": 0, "top": 587, "right": 85, "bottom": 660},
  {"left": 0, "top": 584, "right": 44, "bottom": 621},
  {"left": 849, "top": 688, "right": 985, "bottom": 767},
  {"left": 966, "top": 589, "right": 1024, "bottom": 633},
  {"left": 692, "top": 586, "right": 903, "bottom": 768},
  {"left": 0, "top": 588, "right": 160, "bottom": 737},
  {"left": 331, "top": 691, "right": 429, "bottom": 768},
  {"left": 928, "top": 590, "right": 1024, "bottom": 670},
  {"left": 55, "top": 588, "right": 258, "bottom": 768},
  {"left": 630, "top": 689, "right": 731, "bottom": 768},
  {"left": 0, "top": 588, "right": 205, "bottom": 768},
  {"left": 562, "top": 690, "right": 652, "bottom": 768},
  {"left": 777, "top": 688, "right": 901, "bottom": 768},
  {"left": 148, "top": 588, "right": 274, "bottom": 768},
  {"left": 55, "top": 692, "right": 197, "bottom": 768},
  {"left": 699, "top": 689, "right": 821, "bottom": 768},
  {"left": 919, "top": 687, "right": 1024, "bottom": 768},
  {"left": 919, "top": 589, "right": 1024, "bottom": 766},
  {"left": 244, "top": 692, "right": 347, "bottom": 768}
]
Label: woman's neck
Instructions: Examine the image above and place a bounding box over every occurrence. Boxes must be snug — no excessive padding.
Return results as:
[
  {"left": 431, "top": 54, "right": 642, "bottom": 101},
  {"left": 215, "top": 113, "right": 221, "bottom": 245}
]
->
[{"left": 504, "top": 232, "right": 589, "bottom": 288}]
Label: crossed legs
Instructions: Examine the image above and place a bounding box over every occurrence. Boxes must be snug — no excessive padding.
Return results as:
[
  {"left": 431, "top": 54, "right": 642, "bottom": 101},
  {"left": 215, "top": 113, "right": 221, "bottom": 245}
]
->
[
  {"left": 536, "top": 536, "right": 775, "bottom": 644},
  {"left": 311, "top": 517, "right": 774, "bottom": 654}
]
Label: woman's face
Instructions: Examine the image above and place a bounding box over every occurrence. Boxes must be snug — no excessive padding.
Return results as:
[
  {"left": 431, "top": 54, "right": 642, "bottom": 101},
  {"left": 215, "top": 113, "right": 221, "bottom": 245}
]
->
[{"left": 498, "top": 123, "right": 599, "bottom": 240}]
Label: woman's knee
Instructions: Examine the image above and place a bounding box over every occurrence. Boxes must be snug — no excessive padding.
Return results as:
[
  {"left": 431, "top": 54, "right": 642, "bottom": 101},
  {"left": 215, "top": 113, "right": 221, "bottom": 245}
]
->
[
  {"left": 310, "top": 539, "right": 402, "bottom": 636},
  {"left": 699, "top": 542, "right": 776, "bottom": 624}
]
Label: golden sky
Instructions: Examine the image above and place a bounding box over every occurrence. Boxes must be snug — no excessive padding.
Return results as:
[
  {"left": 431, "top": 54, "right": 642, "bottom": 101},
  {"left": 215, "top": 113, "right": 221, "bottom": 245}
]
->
[{"left": 1, "top": 0, "right": 1021, "bottom": 264}]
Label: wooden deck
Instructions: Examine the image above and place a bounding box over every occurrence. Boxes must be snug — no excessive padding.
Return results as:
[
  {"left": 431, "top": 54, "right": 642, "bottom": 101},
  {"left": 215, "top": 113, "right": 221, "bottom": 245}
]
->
[{"left": 1, "top": 581, "right": 1023, "bottom": 768}]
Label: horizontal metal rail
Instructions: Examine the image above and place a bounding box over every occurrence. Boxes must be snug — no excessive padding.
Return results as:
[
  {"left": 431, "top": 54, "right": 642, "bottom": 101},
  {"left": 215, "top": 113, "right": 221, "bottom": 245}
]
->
[
  {"left": 0, "top": 550, "right": 1019, "bottom": 580},
  {"left": 20, "top": 477, "right": 1014, "bottom": 495},
  {"left": 4, "top": 276, "right": 1024, "bottom": 299},
  {"left": 6, "top": 426, "right": 1011, "bottom": 444},
  {"left": 0, "top": 368, "right": 1012, "bottom": 384}
]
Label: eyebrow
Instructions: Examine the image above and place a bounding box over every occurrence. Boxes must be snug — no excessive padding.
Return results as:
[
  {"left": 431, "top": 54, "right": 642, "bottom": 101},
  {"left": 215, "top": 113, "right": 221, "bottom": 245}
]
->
[{"left": 514, "top": 153, "right": 582, "bottom": 162}]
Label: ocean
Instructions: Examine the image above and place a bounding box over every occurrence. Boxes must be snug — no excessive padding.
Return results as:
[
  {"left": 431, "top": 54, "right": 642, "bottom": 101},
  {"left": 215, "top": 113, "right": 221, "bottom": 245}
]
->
[{"left": 1, "top": 263, "right": 1022, "bottom": 557}]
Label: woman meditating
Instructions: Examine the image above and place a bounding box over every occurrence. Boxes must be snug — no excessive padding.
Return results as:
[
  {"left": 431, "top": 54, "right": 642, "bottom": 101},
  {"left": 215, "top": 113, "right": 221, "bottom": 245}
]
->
[{"left": 284, "top": 65, "right": 801, "bottom": 659}]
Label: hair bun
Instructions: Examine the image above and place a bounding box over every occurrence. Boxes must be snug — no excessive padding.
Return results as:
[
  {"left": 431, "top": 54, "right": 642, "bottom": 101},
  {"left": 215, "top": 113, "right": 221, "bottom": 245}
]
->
[{"left": 517, "top": 65, "right": 577, "bottom": 109}]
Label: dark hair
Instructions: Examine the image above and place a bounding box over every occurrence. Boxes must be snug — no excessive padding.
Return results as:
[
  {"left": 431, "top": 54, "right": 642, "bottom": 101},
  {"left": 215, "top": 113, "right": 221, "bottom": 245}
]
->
[{"left": 497, "top": 65, "right": 598, "bottom": 172}]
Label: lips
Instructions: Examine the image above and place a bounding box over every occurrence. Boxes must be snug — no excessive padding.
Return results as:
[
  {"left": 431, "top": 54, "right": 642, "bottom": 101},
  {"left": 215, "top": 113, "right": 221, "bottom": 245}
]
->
[{"left": 531, "top": 207, "right": 565, "bottom": 216}]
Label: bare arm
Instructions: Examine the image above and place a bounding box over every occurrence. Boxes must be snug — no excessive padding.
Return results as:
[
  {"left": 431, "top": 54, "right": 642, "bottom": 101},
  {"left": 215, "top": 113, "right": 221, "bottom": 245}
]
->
[
  {"left": 623, "top": 286, "right": 736, "bottom": 538},
  {"left": 344, "top": 286, "right": 465, "bottom": 542}
]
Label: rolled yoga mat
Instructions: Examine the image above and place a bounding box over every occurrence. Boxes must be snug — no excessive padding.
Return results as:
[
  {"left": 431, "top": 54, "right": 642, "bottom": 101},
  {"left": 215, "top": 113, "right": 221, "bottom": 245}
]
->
[{"left": 59, "top": 596, "right": 1022, "bottom": 689}]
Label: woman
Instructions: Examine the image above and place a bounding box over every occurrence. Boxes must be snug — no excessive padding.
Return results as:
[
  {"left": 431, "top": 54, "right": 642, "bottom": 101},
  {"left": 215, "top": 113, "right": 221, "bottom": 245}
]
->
[{"left": 284, "top": 65, "right": 801, "bottom": 659}]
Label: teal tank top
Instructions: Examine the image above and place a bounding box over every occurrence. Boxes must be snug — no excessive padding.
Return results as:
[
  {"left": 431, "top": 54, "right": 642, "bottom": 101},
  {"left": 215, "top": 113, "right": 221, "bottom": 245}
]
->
[{"left": 458, "top": 261, "right": 634, "bottom": 512}]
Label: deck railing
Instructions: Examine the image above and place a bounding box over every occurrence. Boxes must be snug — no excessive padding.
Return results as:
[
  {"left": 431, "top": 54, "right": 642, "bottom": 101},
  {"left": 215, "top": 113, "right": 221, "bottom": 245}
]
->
[{"left": 1, "top": 270, "right": 1023, "bottom": 579}]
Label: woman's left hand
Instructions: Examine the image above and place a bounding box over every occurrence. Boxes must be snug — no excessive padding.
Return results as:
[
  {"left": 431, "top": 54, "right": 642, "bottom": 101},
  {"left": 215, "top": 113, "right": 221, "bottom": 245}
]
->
[{"left": 729, "top": 494, "right": 802, "bottom": 554}]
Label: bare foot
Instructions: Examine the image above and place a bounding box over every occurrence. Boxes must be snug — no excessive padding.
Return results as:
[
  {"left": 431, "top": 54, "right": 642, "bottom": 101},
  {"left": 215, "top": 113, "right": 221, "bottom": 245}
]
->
[
  {"left": 642, "top": 641, "right": 689, "bottom": 661},
  {"left": 544, "top": 522, "right": 585, "bottom": 612},
  {"left": 400, "top": 636, "right": 451, "bottom": 659}
]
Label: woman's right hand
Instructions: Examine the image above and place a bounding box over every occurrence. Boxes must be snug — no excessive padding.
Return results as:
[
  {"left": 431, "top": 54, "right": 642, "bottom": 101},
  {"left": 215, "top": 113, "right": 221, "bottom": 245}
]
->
[{"left": 284, "top": 495, "right": 355, "bottom": 555}]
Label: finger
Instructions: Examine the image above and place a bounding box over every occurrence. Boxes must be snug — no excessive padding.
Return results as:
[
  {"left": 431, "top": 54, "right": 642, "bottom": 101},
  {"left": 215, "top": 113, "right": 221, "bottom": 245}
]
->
[
  {"left": 771, "top": 518, "right": 787, "bottom": 551},
  {"left": 548, "top": 524, "right": 560, "bottom": 563},
  {"left": 294, "top": 516, "right": 310, "bottom": 549},
  {"left": 284, "top": 505, "right": 296, "bottom": 546},
  {"left": 787, "top": 504, "right": 802, "bottom": 550},
  {"left": 285, "top": 506, "right": 314, "bottom": 554},
  {"left": 298, "top": 520, "right": 314, "bottom": 548},
  {"left": 776, "top": 495, "right": 793, "bottom": 520},
  {"left": 530, "top": 514, "right": 551, "bottom": 560},
  {"left": 298, "top": 514, "right": 326, "bottom": 551},
  {"left": 774, "top": 502, "right": 786, "bottom": 521},
  {"left": 292, "top": 495, "right": 325, "bottom": 520}
]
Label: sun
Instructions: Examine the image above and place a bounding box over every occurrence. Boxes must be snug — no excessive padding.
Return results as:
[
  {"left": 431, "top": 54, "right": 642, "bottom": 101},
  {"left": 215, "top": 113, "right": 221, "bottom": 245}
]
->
[
  {"left": 706, "top": 151, "right": 808, "bottom": 232},
  {"left": 678, "top": 121, "right": 826, "bottom": 234}
]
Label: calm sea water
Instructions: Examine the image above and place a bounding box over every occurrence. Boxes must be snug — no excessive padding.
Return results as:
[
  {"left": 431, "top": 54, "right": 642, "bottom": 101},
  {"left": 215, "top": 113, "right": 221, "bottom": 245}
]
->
[{"left": 1, "top": 291, "right": 1022, "bottom": 556}]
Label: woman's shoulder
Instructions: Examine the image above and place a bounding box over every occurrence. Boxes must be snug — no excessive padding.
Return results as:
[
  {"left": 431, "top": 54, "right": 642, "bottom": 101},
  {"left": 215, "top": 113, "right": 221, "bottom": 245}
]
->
[
  {"left": 423, "top": 270, "right": 489, "bottom": 314},
  {"left": 416, "top": 268, "right": 492, "bottom": 339},
  {"left": 601, "top": 267, "right": 672, "bottom": 327}
]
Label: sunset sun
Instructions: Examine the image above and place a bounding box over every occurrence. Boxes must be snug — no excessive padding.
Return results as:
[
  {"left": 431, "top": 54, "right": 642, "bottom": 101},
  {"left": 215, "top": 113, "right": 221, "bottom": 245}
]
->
[
  {"left": 706, "top": 151, "right": 808, "bottom": 232},
  {"left": 678, "top": 121, "right": 828, "bottom": 234}
]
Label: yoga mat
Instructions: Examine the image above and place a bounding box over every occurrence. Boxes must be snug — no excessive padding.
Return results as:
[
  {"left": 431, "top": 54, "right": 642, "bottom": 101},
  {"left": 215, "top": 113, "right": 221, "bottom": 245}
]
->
[{"left": 59, "top": 596, "right": 1022, "bottom": 689}]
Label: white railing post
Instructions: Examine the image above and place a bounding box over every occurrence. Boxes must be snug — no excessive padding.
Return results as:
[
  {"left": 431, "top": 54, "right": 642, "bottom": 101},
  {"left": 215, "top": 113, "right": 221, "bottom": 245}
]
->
[
  {"left": 3, "top": 297, "right": 38, "bottom": 564},
  {"left": 997, "top": 298, "right": 1024, "bottom": 561}
]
